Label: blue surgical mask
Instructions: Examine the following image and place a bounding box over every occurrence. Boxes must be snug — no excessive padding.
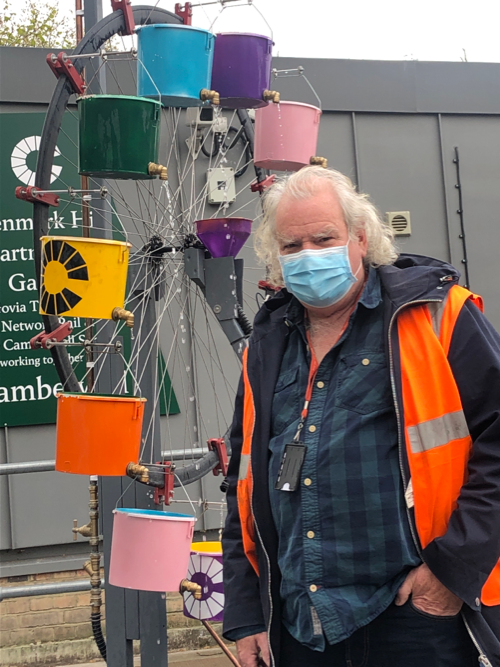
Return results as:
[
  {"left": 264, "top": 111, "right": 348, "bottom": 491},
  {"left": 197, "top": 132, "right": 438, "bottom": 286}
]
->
[{"left": 279, "top": 242, "right": 361, "bottom": 308}]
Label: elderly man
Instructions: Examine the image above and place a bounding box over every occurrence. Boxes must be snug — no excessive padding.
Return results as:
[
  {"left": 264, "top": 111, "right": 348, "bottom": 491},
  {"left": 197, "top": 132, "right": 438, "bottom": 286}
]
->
[{"left": 222, "top": 167, "right": 500, "bottom": 667}]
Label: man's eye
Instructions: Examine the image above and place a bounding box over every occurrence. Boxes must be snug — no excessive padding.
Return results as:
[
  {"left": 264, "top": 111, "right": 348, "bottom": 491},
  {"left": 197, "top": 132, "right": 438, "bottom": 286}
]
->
[
  {"left": 283, "top": 243, "right": 298, "bottom": 250},
  {"left": 318, "top": 237, "right": 333, "bottom": 243}
]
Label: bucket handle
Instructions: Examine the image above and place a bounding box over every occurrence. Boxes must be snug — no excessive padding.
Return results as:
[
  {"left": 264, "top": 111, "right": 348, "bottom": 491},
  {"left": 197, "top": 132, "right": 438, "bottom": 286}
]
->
[
  {"left": 271, "top": 65, "right": 322, "bottom": 111},
  {"left": 137, "top": 56, "right": 162, "bottom": 106},
  {"left": 205, "top": 31, "right": 215, "bottom": 53},
  {"left": 209, "top": 1, "right": 274, "bottom": 42}
]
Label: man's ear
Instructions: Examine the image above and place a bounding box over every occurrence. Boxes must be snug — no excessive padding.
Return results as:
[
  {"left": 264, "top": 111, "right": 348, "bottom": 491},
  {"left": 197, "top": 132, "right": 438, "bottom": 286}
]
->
[{"left": 357, "top": 228, "right": 368, "bottom": 255}]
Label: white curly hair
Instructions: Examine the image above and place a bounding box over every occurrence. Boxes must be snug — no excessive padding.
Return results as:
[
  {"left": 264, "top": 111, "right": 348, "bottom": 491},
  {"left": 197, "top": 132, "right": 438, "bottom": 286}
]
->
[{"left": 254, "top": 166, "right": 398, "bottom": 287}]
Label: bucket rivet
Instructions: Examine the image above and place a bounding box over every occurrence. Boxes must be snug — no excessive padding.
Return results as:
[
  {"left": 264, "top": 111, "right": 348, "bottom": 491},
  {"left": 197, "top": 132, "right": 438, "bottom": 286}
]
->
[{"left": 213, "top": 304, "right": 222, "bottom": 314}]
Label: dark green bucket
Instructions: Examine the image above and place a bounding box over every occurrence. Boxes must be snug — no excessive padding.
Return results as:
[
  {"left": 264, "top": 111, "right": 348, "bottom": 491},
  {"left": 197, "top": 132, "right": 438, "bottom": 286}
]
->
[{"left": 78, "top": 95, "right": 161, "bottom": 179}]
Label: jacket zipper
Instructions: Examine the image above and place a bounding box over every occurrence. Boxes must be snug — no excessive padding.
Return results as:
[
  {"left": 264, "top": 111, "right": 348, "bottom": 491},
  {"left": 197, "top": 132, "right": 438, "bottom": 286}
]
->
[
  {"left": 251, "top": 493, "right": 275, "bottom": 666},
  {"left": 388, "top": 296, "right": 489, "bottom": 666},
  {"left": 387, "top": 298, "right": 442, "bottom": 558},
  {"left": 462, "top": 616, "right": 492, "bottom": 666}
]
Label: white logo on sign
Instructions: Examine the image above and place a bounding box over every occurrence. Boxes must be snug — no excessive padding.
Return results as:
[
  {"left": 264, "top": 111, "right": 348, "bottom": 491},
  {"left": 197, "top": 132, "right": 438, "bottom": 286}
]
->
[{"left": 11, "top": 136, "right": 62, "bottom": 186}]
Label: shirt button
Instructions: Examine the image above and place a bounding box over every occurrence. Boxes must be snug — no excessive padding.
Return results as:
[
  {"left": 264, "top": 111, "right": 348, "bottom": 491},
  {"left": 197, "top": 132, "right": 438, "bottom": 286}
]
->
[
  {"left": 308, "top": 425, "right": 316, "bottom": 433},
  {"left": 316, "top": 381, "right": 325, "bottom": 389},
  {"left": 309, "top": 584, "right": 318, "bottom": 593},
  {"left": 304, "top": 478, "right": 312, "bottom": 486},
  {"left": 307, "top": 531, "right": 315, "bottom": 539},
  {"left": 475, "top": 598, "right": 481, "bottom": 607},
  {"left": 362, "top": 358, "right": 370, "bottom": 366}
]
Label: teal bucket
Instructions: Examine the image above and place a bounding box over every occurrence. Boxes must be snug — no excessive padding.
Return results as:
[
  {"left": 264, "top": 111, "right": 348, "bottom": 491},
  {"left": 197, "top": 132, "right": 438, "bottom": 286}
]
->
[
  {"left": 78, "top": 95, "right": 161, "bottom": 179},
  {"left": 136, "top": 24, "right": 215, "bottom": 107}
]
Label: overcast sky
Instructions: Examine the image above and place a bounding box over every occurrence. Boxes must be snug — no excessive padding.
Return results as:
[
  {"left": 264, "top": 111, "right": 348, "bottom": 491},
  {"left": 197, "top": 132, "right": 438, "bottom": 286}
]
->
[{"left": 9, "top": 0, "right": 500, "bottom": 63}]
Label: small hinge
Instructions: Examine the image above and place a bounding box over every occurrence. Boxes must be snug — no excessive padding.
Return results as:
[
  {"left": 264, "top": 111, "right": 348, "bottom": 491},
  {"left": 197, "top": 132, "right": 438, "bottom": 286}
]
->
[
  {"left": 46, "top": 52, "right": 86, "bottom": 95},
  {"left": 16, "top": 186, "right": 60, "bottom": 207},
  {"left": 174, "top": 2, "right": 192, "bottom": 25},
  {"left": 207, "top": 438, "right": 228, "bottom": 477},
  {"left": 154, "top": 462, "right": 175, "bottom": 505},
  {"left": 30, "top": 321, "right": 73, "bottom": 350},
  {"left": 110, "top": 0, "right": 135, "bottom": 35},
  {"left": 251, "top": 174, "right": 276, "bottom": 194}
]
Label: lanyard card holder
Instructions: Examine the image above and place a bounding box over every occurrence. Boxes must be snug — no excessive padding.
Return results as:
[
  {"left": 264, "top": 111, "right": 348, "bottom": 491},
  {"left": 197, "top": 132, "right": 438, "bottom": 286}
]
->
[{"left": 275, "top": 442, "right": 306, "bottom": 492}]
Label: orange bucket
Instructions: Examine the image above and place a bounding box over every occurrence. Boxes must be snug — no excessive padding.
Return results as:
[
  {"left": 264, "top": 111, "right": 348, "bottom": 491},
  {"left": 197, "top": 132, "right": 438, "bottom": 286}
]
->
[{"left": 55, "top": 393, "right": 146, "bottom": 475}]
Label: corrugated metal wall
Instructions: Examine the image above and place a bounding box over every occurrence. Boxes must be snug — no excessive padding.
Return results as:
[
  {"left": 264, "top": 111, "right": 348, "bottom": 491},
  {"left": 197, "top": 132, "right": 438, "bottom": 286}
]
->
[{"left": 1, "top": 48, "right": 499, "bottom": 573}]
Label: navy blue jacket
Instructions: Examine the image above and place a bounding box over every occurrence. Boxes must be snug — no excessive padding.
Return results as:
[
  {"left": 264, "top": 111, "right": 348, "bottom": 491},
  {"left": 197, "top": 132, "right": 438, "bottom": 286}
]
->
[{"left": 222, "top": 254, "right": 500, "bottom": 667}]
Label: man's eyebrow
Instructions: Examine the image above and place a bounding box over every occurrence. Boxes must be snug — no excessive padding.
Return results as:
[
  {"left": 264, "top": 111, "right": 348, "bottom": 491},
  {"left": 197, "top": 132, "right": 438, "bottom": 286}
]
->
[
  {"left": 275, "top": 231, "right": 298, "bottom": 244},
  {"left": 276, "top": 225, "right": 341, "bottom": 244},
  {"left": 311, "top": 226, "right": 339, "bottom": 241}
]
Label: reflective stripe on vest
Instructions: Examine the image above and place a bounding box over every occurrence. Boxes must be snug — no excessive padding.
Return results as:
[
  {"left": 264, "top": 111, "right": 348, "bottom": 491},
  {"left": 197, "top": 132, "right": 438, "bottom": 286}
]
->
[
  {"left": 236, "top": 347, "right": 260, "bottom": 576},
  {"left": 399, "top": 285, "right": 500, "bottom": 605}
]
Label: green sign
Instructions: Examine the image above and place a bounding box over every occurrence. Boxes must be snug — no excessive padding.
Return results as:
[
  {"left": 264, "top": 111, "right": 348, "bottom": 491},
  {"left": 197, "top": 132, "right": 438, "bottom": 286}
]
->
[
  {"left": 0, "top": 112, "right": 85, "bottom": 427},
  {"left": 0, "top": 112, "right": 180, "bottom": 427}
]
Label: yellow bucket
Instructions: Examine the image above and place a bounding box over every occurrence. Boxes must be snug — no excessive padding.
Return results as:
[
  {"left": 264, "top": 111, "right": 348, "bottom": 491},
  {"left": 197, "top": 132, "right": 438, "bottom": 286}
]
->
[{"left": 39, "top": 236, "right": 131, "bottom": 319}]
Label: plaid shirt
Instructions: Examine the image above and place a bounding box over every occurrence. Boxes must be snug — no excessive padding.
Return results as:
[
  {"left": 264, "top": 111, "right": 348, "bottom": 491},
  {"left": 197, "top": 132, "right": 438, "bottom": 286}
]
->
[{"left": 268, "top": 269, "right": 421, "bottom": 650}]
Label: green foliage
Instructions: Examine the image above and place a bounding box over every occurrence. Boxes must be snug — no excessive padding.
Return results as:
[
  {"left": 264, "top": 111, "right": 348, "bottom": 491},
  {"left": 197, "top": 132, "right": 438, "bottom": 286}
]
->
[{"left": 0, "top": 0, "right": 76, "bottom": 48}]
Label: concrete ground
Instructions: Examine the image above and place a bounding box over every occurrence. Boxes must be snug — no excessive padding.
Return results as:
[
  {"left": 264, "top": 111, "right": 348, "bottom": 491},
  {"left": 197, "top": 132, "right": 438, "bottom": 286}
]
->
[{"left": 59, "top": 646, "right": 239, "bottom": 666}]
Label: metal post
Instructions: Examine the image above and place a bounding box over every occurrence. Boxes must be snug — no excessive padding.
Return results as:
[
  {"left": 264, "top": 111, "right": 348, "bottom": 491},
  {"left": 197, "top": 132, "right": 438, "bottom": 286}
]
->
[
  {"left": 96, "top": 331, "right": 135, "bottom": 667},
  {"left": 128, "top": 254, "right": 168, "bottom": 666}
]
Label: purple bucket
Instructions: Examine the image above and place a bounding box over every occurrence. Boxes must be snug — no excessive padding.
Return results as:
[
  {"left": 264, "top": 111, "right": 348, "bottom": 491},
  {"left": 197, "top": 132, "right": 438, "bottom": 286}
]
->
[
  {"left": 195, "top": 217, "right": 252, "bottom": 258},
  {"left": 211, "top": 33, "right": 273, "bottom": 109},
  {"left": 182, "top": 542, "right": 224, "bottom": 622}
]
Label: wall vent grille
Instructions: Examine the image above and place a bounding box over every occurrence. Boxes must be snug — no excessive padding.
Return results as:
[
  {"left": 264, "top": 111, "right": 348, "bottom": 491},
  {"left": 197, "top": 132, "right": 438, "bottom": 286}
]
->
[{"left": 387, "top": 211, "right": 411, "bottom": 236}]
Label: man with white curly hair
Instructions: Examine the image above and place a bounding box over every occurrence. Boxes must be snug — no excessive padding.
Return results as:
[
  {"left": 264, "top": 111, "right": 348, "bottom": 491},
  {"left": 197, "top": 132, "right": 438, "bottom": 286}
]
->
[{"left": 222, "top": 167, "right": 500, "bottom": 667}]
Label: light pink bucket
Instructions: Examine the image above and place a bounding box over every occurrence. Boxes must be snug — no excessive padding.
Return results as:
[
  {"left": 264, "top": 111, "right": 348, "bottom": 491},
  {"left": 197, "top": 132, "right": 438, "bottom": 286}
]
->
[
  {"left": 109, "top": 508, "right": 195, "bottom": 592},
  {"left": 254, "top": 101, "right": 322, "bottom": 171}
]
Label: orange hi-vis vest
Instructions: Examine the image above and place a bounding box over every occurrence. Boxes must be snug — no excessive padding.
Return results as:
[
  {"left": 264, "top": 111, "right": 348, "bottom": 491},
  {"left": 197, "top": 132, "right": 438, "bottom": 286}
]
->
[{"left": 237, "top": 284, "right": 500, "bottom": 605}]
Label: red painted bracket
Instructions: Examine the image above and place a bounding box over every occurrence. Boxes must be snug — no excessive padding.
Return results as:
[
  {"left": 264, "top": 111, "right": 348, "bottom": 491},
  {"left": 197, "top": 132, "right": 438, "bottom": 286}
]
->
[
  {"left": 175, "top": 2, "right": 192, "bottom": 25},
  {"left": 250, "top": 174, "right": 276, "bottom": 193},
  {"left": 110, "top": 0, "right": 135, "bottom": 35},
  {"left": 207, "top": 438, "right": 228, "bottom": 477},
  {"left": 30, "top": 321, "right": 73, "bottom": 350},
  {"left": 258, "top": 280, "right": 280, "bottom": 293},
  {"left": 16, "top": 186, "right": 60, "bottom": 208},
  {"left": 46, "top": 52, "right": 86, "bottom": 95},
  {"left": 154, "top": 462, "right": 175, "bottom": 505}
]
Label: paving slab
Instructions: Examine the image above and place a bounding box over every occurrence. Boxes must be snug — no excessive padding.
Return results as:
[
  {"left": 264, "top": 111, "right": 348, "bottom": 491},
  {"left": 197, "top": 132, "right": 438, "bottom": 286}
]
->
[{"left": 58, "top": 646, "right": 238, "bottom": 666}]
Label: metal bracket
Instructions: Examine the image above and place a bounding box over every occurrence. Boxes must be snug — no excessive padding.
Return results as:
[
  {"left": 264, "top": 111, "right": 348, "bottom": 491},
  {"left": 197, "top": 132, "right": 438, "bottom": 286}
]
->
[
  {"left": 153, "top": 462, "right": 175, "bottom": 506},
  {"left": 15, "top": 185, "right": 60, "bottom": 207},
  {"left": 251, "top": 174, "right": 276, "bottom": 193},
  {"left": 258, "top": 279, "right": 280, "bottom": 298},
  {"left": 184, "top": 247, "right": 206, "bottom": 288},
  {"left": 207, "top": 438, "right": 228, "bottom": 477},
  {"left": 175, "top": 2, "right": 192, "bottom": 25},
  {"left": 46, "top": 52, "right": 86, "bottom": 95},
  {"left": 30, "top": 321, "right": 73, "bottom": 350},
  {"left": 110, "top": 0, "right": 135, "bottom": 35}
]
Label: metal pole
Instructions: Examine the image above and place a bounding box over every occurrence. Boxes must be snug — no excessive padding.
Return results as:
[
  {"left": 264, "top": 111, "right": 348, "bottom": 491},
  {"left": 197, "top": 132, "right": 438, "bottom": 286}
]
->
[
  {"left": 0, "top": 449, "right": 205, "bottom": 476},
  {"left": 128, "top": 256, "right": 168, "bottom": 667},
  {"left": 0, "top": 579, "right": 104, "bottom": 601},
  {"left": 0, "top": 460, "right": 56, "bottom": 475}
]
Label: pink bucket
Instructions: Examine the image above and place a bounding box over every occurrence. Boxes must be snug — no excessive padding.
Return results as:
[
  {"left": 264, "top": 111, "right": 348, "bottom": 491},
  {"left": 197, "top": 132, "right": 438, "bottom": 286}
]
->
[
  {"left": 254, "top": 101, "right": 322, "bottom": 171},
  {"left": 109, "top": 509, "right": 195, "bottom": 592}
]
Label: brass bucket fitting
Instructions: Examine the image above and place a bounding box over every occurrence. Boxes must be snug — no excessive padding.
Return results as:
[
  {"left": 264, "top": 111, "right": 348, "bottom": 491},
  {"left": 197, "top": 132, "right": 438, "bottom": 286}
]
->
[
  {"left": 263, "top": 90, "right": 280, "bottom": 104},
  {"left": 200, "top": 88, "right": 220, "bottom": 105},
  {"left": 73, "top": 520, "right": 92, "bottom": 539},
  {"left": 83, "top": 560, "right": 93, "bottom": 577},
  {"left": 126, "top": 462, "right": 150, "bottom": 483},
  {"left": 309, "top": 156, "right": 328, "bottom": 168},
  {"left": 179, "top": 578, "right": 202, "bottom": 600},
  {"left": 112, "top": 306, "right": 134, "bottom": 328},
  {"left": 148, "top": 162, "right": 168, "bottom": 180}
]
